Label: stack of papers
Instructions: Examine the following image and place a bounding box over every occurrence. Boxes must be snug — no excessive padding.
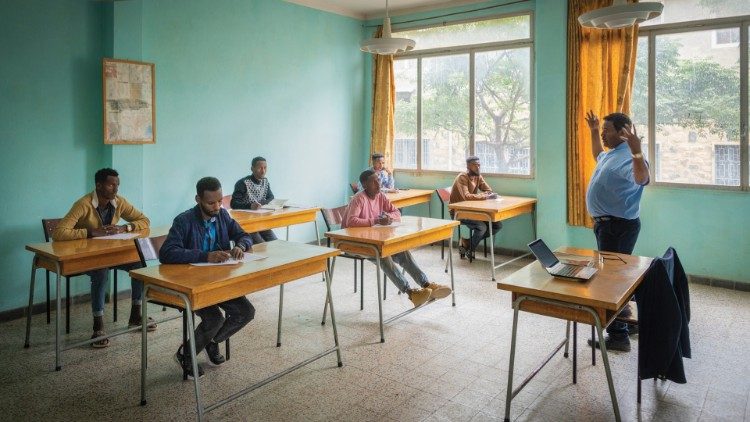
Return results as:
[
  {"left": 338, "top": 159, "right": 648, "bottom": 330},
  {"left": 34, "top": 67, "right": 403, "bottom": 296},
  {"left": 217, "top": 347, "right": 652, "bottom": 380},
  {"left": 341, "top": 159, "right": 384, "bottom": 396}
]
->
[{"left": 190, "top": 253, "right": 267, "bottom": 266}]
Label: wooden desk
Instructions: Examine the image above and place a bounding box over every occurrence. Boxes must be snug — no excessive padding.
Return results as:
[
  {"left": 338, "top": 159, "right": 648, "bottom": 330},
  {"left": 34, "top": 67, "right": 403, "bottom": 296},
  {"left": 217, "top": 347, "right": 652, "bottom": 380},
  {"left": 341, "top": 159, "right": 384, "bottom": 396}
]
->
[
  {"left": 448, "top": 196, "right": 537, "bottom": 281},
  {"left": 497, "top": 247, "right": 652, "bottom": 422},
  {"left": 24, "top": 226, "right": 170, "bottom": 371},
  {"left": 324, "top": 216, "right": 459, "bottom": 342},
  {"left": 229, "top": 206, "right": 320, "bottom": 243},
  {"left": 384, "top": 189, "right": 433, "bottom": 212},
  {"left": 130, "top": 240, "right": 342, "bottom": 421}
]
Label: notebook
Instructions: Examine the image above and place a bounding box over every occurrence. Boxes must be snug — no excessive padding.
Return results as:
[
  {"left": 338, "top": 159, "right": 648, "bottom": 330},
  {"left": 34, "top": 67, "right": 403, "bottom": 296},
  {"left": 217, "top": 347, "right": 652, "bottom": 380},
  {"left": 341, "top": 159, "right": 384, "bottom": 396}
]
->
[
  {"left": 260, "top": 199, "right": 289, "bottom": 211},
  {"left": 527, "top": 238, "right": 598, "bottom": 281}
]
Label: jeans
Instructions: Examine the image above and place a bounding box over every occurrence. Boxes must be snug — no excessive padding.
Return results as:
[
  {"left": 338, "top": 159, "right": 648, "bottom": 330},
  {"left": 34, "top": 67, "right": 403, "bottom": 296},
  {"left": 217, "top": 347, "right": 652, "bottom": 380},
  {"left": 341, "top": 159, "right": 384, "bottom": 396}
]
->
[
  {"left": 189, "top": 296, "right": 255, "bottom": 356},
  {"left": 87, "top": 262, "right": 144, "bottom": 317},
  {"left": 250, "top": 230, "right": 277, "bottom": 244},
  {"left": 460, "top": 220, "right": 502, "bottom": 251},
  {"left": 594, "top": 217, "right": 641, "bottom": 340},
  {"left": 369, "top": 251, "right": 429, "bottom": 293}
]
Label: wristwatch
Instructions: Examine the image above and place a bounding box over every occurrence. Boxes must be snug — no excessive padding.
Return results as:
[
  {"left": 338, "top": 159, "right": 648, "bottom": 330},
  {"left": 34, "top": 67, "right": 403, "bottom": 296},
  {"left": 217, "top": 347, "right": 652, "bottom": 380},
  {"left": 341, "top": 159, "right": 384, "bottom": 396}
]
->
[
  {"left": 631, "top": 152, "right": 644, "bottom": 159},
  {"left": 237, "top": 243, "right": 246, "bottom": 252}
]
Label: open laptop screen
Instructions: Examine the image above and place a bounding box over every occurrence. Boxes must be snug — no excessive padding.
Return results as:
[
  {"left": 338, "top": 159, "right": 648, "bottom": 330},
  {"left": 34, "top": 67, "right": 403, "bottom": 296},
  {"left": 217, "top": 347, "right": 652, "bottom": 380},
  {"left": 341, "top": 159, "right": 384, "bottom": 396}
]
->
[{"left": 527, "top": 239, "right": 560, "bottom": 268}]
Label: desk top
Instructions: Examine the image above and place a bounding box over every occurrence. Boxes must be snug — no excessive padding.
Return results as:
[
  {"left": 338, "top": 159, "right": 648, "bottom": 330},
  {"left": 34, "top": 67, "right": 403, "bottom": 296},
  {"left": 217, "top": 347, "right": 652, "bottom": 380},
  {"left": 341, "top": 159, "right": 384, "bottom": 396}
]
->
[
  {"left": 26, "top": 226, "right": 170, "bottom": 261},
  {"left": 229, "top": 206, "right": 320, "bottom": 223},
  {"left": 385, "top": 189, "right": 433, "bottom": 202},
  {"left": 325, "top": 216, "right": 458, "bottom": 247},
  {"left": 129, "top": 240, "right": 340, "bottom": 309},
  {"left": 448, "top": 196, "right": 537, "bottom": 212},
  {"left": 497, "top": 247, "right": 652, "bottom": 311}
]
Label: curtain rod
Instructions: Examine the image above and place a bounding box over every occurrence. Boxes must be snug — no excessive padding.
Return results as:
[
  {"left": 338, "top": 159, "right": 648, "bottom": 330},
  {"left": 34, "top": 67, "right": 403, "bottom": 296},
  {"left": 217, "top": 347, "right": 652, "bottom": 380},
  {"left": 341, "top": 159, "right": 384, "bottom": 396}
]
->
[{"left": 364, "top": 0, "right": 531, "bottom": 28}]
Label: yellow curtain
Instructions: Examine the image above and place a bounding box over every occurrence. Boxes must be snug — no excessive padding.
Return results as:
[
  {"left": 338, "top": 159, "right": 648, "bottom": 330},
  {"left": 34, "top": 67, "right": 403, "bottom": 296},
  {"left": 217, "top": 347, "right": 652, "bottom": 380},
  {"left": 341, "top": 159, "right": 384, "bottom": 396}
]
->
[
  {"left": 369, "top": 27, "right": 396, "bottom": 168},
  {"left": 566, "top": 0, "right": 638, "bottom": 228}
]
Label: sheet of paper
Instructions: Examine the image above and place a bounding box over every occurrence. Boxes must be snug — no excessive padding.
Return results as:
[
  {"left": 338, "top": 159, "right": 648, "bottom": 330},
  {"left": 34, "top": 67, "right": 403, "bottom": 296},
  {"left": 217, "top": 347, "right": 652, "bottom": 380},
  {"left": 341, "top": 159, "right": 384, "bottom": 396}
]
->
[
  {"left": 190, "top": 253, "right": 267, "bottom": 266},
  {"left": 231, "top": 209, "right": 273, "bottom": 214},
  {"left": 91, "top": 233, "right": 140, "bottom": 240}
]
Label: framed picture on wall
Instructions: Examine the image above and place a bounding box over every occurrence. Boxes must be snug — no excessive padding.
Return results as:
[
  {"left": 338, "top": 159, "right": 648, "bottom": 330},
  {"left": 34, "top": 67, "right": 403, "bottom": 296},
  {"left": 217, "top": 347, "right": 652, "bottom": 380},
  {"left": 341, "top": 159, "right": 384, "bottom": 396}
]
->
[{"left": 102, "top": 58, "right": 156, "bottom": 144}]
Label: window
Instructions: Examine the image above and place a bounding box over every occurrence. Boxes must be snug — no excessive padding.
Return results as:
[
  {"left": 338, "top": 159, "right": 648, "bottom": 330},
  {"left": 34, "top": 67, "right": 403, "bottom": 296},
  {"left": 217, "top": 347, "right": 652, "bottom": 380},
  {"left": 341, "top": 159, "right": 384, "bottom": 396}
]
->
[
  {"left": 631, "top": 3, "right": 748, "bottom": 189},
  {"left": 392, "top": 13, "right": 533, "bottom": 176},
  {"left": 394, "top": 138, "right": 416, "bottom": 168}
]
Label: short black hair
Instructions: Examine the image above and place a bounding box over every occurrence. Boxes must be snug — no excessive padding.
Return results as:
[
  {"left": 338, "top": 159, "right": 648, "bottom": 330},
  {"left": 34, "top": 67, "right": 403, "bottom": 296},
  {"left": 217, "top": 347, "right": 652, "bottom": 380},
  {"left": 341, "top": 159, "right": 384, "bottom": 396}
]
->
[
  {"left": 466, "top": 156, "right": 480, "bottom": 164},
  {"left": 603, "top": 113, "right": 632, "bottom": 132},
  {"left": 196, "top": 177, "right": 222, "bottom": 197},
  {"left": 371, "top": 153, "right": 384, "bottom": 161},
  {"left": 95, "top": 168, "right": 119, "bottom": 184},
  {"left": 251, "top": 156, "right": 266, "bottom": 167},
  {"left": 359, "top": 169, "right": 376, "bottom": 185}
]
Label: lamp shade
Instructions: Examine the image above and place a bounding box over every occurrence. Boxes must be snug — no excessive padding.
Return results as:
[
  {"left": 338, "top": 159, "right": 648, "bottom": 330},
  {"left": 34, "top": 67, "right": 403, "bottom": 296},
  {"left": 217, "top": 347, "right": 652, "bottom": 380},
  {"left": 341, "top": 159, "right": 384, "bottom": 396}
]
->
[
  {"left": 579, "top": 0, "right": 664, "bottom": 29},
  {"left": 361, "top": 17, "right": 415, "bottom": 55}
]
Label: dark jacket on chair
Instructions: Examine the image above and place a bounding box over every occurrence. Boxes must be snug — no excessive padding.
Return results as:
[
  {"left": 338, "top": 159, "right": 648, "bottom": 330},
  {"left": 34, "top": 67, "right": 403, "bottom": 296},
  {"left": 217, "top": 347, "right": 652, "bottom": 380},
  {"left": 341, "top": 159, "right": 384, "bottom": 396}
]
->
[{"left": 635, "top": 247, "right": 691, "bottom": 383}]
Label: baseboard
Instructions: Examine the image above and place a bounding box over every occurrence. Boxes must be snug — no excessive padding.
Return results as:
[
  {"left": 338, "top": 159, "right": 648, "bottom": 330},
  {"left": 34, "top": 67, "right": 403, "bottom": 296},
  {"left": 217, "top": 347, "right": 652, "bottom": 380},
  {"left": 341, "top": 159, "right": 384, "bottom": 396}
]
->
[
  {"left": 0, "top": 290, "right": 131, "bottom": 323},
  {"left": 688, "top": 275, "right": 750, "bottom": 292}
]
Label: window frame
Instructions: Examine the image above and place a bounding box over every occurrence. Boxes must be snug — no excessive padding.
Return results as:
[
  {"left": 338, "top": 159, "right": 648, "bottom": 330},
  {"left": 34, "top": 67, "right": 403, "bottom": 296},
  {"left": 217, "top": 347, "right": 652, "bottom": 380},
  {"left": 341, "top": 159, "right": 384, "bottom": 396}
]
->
[
  {"left": 637, "top": 16, "right": 750, "bottom": 191},
  {"left": 391, "top": 11, "right": 535, "bottom": 178}
]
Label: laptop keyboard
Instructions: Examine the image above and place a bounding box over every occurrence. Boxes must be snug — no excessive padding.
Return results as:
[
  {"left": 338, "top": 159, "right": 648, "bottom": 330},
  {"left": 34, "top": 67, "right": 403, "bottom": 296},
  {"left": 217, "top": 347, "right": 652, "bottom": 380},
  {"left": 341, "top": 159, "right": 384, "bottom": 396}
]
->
[{"left": 556, "top": 265, "right": 579, "bottom": 277}]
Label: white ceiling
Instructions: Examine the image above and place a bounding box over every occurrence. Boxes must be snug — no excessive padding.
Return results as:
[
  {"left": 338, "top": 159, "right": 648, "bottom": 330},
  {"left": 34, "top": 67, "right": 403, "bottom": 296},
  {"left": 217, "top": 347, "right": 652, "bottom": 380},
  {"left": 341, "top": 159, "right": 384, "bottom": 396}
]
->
[{"left": 283, "top": 0, "right": 489, "bottom": 20}]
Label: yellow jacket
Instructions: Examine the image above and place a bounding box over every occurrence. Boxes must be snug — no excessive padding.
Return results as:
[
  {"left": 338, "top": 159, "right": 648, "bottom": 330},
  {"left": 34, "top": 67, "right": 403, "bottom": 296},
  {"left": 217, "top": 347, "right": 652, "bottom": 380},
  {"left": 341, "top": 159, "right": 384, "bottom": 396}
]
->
[{"left": 52, "top": 191, "right": 150, "bottom": 241}]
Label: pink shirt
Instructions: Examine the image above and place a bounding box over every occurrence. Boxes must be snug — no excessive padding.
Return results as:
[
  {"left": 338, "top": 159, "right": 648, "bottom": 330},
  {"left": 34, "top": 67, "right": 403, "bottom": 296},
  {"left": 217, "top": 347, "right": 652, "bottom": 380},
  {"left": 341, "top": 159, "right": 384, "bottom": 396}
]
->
[{"left": 342, "top": 191, "right": 401, "bottom": 228}]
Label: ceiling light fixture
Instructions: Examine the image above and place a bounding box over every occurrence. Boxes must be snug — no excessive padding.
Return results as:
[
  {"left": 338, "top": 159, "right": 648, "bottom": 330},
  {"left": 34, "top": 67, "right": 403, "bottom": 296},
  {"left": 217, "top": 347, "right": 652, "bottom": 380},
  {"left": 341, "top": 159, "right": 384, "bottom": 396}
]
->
[
  {"left": 360, "top": 0, "right": 415, "bottom": 55},
  {"left": 578, "top": 0, "right": 664, "bottom": 29}
]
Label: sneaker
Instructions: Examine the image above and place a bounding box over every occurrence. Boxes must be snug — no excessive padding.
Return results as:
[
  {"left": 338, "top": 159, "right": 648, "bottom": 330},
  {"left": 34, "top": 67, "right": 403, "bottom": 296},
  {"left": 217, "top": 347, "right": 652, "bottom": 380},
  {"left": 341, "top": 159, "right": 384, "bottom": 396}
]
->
[
  {"left": 205, "top": 341, "right": 226, "bottom": 365},
  {"left": 175, "top": 345, "right": 205, "bottom": 379},
  {"left": 458, "top": 238, "right": 470, "bottom": 259},
  {"left": 426, "top": 282, "right": 451, "bottom": 299},
  {"left": 91, "top": 330, "right": 110, "bottom": 348},
  {"left": 128, "top": 316, "right": 158, "bottom": 332},
  {"left": 407, "top": 288, "right": 432, "bottom": 308},
  {"left": 588, "top": 336, "right": 631, "bottom": 352}
]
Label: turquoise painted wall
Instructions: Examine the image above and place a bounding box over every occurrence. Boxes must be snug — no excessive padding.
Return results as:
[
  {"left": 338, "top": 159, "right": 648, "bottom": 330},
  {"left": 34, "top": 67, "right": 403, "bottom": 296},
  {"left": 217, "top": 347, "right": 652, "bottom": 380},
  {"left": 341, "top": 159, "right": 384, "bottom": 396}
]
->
[
  {"left": 364, "top": 0, "right": 750, "bottom": 283},
  {"left": 0, "top": 1, "right": 107, "bottom": 312},
  {"left": 0, "top": 0, "right": 365, "bottom": 313}
]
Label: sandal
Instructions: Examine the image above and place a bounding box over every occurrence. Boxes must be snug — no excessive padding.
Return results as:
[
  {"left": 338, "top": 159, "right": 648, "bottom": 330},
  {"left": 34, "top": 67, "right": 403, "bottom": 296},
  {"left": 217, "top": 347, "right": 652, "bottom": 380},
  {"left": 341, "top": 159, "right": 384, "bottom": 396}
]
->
[{"left": 91, "top": 331, "right": 110, "bottom": 348}]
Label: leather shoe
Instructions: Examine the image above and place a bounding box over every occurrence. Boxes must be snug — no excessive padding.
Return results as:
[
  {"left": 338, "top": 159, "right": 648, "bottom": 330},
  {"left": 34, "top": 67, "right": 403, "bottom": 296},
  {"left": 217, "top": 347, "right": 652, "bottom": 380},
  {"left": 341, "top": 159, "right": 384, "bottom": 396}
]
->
[
  {"left": 205, "top": 341, "right": 226, "bottom": 365},
  {"left": 588, "top": 336, "right": 631, "bottom": 352}
]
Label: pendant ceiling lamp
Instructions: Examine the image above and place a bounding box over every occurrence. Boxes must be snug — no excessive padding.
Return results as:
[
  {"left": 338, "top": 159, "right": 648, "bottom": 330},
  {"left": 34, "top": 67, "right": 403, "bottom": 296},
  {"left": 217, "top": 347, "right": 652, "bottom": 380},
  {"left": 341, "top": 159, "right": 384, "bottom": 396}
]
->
[
  {"left": 360, "top": 0, "right": 415, "bottom": 55},
  {"left": 579, "top": 0, "right": 664, "bottom": 29}
]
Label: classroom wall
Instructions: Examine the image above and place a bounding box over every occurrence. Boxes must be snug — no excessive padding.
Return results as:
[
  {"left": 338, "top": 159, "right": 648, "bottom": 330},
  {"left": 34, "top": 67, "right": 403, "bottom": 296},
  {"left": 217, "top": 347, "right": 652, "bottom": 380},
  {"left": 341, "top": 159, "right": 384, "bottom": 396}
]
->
[
  {"left": 365, "top": 0, "right": 750, "bottom": 284},
  {"left": 0, "top": 0, "right": 366, "bottom": 313}
]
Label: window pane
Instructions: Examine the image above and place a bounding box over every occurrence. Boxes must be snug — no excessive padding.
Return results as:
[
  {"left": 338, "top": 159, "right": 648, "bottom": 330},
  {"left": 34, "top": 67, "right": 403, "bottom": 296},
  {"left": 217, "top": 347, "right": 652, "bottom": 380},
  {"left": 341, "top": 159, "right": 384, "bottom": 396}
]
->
[
  {"left": 474, "top": 48, "right": 531, "bottom": 175},
  {"left": 641, "top": 1, "right": 750, "bottom": 28},
  {"left": 394, "top": 59, "right": 418, "bottom": 169},
  {"left": 422, "top": 54, "right": 469, "bottom": 171},
  {"left": 632, "top": 36, "right": 650, "bottom": 162},
  {"left": 654, "top": 29, "right": 740, "bottom": 185},
  {"left": 395, "top": 15, "right": 530, "bottom": 52}
]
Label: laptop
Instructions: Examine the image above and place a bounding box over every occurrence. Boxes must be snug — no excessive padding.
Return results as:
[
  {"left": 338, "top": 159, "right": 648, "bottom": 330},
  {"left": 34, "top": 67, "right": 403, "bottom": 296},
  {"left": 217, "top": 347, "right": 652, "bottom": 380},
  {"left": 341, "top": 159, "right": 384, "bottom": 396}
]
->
[
  {"left": 527, "top": 239, "right": 598, "bottom": 281},
  {"left": 260, "top": 199, "right": 289, "bottom": 211}
]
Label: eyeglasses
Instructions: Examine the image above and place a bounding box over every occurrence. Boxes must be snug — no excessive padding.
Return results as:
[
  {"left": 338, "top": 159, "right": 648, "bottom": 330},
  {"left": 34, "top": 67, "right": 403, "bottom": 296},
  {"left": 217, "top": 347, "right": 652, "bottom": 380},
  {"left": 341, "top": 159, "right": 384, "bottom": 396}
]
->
[{"left": 599, "top": 252, "right": 626, "bottom": 264}]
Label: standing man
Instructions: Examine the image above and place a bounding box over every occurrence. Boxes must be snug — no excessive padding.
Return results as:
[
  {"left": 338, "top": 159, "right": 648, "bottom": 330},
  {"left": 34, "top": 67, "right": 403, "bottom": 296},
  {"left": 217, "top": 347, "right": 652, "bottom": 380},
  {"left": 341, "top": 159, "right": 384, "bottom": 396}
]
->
[
  {"left": 357, "top": 153, "right": 395, "bottom": 192},
  {"left": 343, "top": 170, "right": 452, "bottom": 307},
  {"left": 53, "top": 168, "right": 154, "bottom": 348},
  {"left": 449, "top": 156, "right": 501, "bottom": 260},
  {"left": 230, "top": 156, "right": 278, "bottom": 244},
  {"left": 585, "top": 111, "right": 649, "bottom": 352},
  {"left": 160, "top": 177, "right": 255, "bottom": 378}
]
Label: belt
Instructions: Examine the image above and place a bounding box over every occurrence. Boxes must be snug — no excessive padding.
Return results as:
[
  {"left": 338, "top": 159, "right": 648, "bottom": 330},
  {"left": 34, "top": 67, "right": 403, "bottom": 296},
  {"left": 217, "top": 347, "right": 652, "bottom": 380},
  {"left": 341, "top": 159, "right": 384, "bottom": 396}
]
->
[{"left": 592, "top": 215, "right": 636, "bottom": 223}]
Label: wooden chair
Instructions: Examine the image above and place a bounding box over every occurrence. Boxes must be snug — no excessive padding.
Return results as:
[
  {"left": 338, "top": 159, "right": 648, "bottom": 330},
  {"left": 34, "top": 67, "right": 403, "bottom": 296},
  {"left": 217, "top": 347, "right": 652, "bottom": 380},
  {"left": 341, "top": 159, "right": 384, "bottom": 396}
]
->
[
  {"left": 134, "top": 235, "right": 231, "bottom": 380},
  {"left": 42, "top": 219, "right": 117, "bottom": 333},
  {"left": 321, "top": 206, "right": 367, "bottom": 309},
  {"left": 221, "top": 195, "right": 232, "bottom": 209},
  {"left": 435, "top": 187, "right": 487, "bottom": 265},
  {"left": 349, "top": 182, "right": 359, "bottom": 195}
]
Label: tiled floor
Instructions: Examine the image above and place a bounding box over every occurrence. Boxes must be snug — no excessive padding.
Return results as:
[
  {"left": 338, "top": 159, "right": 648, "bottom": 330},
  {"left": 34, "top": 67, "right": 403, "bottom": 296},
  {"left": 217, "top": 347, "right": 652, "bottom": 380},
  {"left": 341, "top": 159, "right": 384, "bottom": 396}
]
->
[{"left": 1, "top": 245, "right": 749, "bottom": 421}]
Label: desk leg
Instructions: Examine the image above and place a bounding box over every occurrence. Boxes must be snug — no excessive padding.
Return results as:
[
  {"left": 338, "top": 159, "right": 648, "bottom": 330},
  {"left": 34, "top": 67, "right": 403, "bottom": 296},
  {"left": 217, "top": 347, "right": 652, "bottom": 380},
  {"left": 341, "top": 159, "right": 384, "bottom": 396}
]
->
[
  {"left": 55, "top": 265, "right": 62, "bottom": 371},
  {"left": 276, "top": 285, "right": 284, "bottom": 347},
  {"left": 573, "top": 322, "right": 577, "bottom": 384},
  {"left": 324, "top": 262, "right": 343, "bottom": 367},
  {"left": 375, "top": 252, "right": 385, "bottom": 343},
  {"left": 488, "top": 219, "right": 496, "bottom": 281},
  {"left": 564, "top": 321, "right": 571, "bottom": 358},
  {"left": 503, "top": 299, "right": 521, "bottom": 422},
  {"left": 592, "top": 325, "right": 596, "bottom": 366},
  {"left": 593, "top": 313, "right": 621, "bottom": 422},
  {"left": 321, "top": 257, "right": 337, "bottom": 326},
  {"left": 448, "top": 234, "right": 456, "bottom": 307},
  {"left": 285, "top": 226, "right": 289, "bottom": 241},
  {"left": 140, "top": 287, "right": 149, "bottom": 406},
  {"left": 24, "top": 257, "right": 39, "bottom": 349}
]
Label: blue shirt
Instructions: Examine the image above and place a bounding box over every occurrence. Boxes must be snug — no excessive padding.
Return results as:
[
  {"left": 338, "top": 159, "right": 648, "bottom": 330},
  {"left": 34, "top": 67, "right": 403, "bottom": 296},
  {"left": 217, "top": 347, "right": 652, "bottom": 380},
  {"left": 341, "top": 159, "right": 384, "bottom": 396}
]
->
[
  {"left": 586, "top": 142, "right": 648, "bottom": 219},
  {"left": 201, "top": 217, "right": 217, "bottom": 252},
  {"left": 357, "top": 167, "right": 394, "bottom": 191}
]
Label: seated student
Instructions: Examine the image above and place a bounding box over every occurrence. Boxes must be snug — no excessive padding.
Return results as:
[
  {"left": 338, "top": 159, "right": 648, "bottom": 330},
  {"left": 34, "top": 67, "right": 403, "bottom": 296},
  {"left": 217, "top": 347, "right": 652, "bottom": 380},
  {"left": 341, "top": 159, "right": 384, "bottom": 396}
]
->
[
  {"left": 52, "top": 168, "right": 154, "bottom": 348},
  {"left": 230, "top": 156, "right": 278, "bottom": 244},
  {"left": 357, "top": 153, "right": 395, "bottom": 192},
  {"left": 160, "top": 177, "right": 255, "bottom": 378},
  {"left": 449, "top": 156, "right": 501, "bottom": 260},
  {"left": 343, "top": 170, "right": 451, "bottom": 307}
]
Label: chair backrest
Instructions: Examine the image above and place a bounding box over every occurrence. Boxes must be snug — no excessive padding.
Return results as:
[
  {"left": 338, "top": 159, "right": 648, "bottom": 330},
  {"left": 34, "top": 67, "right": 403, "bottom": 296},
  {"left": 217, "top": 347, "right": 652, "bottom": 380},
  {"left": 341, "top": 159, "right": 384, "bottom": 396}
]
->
[
  {"left": 435, "top": 187, "right": 452, "bottom": 205},
  {"left": 41, "top": 218, "right": 62, "bottom": 242},
  {"left": 349, "top": 182, "right": 359, "bottom": 194},
  {"left": 320, "top": 206, "right": 348, "bottom": 231},
  {"left": 134, "top": 235, "right": 168, "bottom": 266},
  {"left": 221, "top": 195, "right": 232, "bottom": 209}
]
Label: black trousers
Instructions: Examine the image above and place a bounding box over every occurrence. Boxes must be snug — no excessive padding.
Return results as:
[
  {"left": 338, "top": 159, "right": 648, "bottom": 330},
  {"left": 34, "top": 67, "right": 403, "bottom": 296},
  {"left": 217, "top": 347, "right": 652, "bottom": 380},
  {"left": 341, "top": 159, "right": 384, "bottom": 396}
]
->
[{"left": 188, "top": 296, "right": 255, "bottom": 357}]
